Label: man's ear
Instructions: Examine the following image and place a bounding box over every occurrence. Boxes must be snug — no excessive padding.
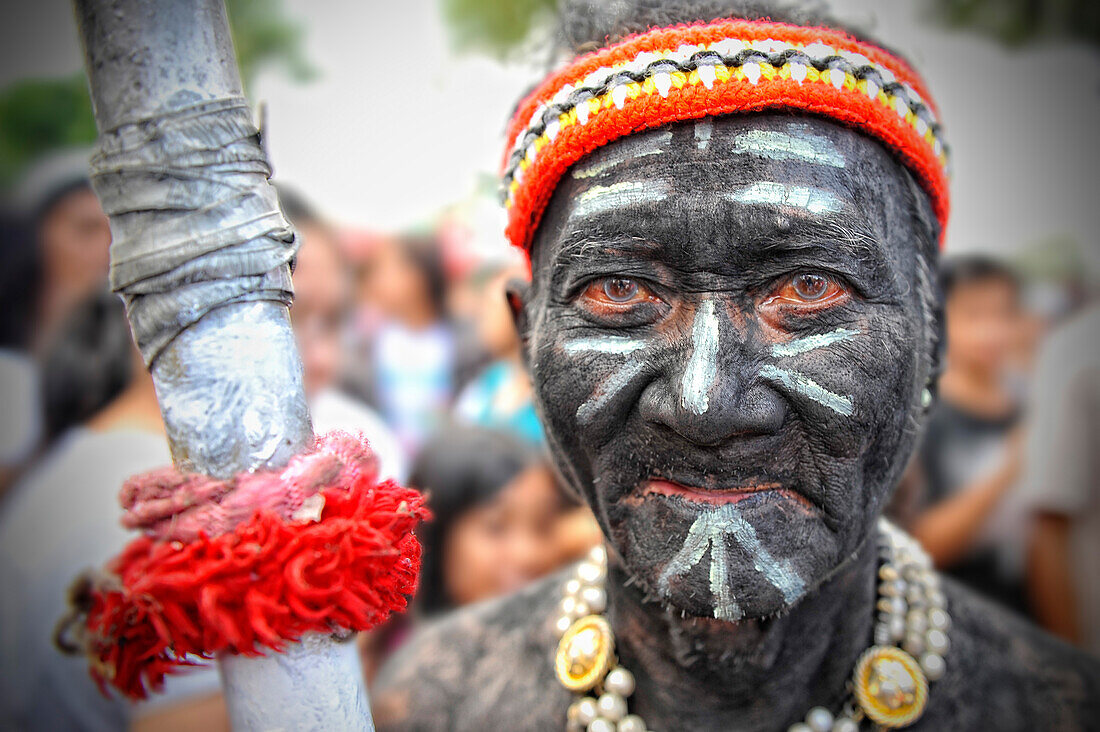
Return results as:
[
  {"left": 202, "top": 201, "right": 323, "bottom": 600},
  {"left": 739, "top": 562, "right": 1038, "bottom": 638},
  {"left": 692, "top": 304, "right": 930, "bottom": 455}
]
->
[{"left": 505, "top": 277, "right": 532, "bottom": 369}]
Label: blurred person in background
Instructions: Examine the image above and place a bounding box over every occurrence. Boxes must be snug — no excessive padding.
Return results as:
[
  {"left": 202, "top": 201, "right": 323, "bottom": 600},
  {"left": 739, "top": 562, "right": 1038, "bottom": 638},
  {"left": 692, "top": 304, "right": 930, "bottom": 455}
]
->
[
  {"left": 37, "top": 286, "right": 131, "bottom": 445},
  {"left": 345, "top": 232, "right": 479, "bottom": 459},
  {"left": 358, "top": 427, "right": 570, "bottom": 682},
  {"left": 0, "top": 216, "right": 44, "bottom": 492},
  {"left": 1021, "top": 302, "right": 1100, "bottom": 654},
  {"left": 453, "top": 261, "right": 543, "bottom": 445},
  {"left": 278, "top": 187, "right": 406, "bottom": 482},
  {"left": 0, "top": 291, "right": 225, "bottom": 731},
  {"left": 450, "top": 257, "right": 603, "bottom": 571},
  {"left": 1, "top": 155, "right": 112, "bottom": 490},
  {"left": 410, "top": 427, "right": 567, "bottom": 617},
  {"left": 12, "top": 151, "right": 112, "bottom": 355},
  {"left": 31, "top": 179, "right": 111, "bottom": 352},
  {"left": 909, "top": 256, "right": 1031, "bottom": 614}
]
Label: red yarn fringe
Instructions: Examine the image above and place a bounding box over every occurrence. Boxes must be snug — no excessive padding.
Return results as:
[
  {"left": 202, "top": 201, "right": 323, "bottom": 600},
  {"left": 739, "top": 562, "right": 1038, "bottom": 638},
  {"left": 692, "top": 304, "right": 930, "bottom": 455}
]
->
[{"left": 85, "top": 473, "right": 429, "bottom": 699}]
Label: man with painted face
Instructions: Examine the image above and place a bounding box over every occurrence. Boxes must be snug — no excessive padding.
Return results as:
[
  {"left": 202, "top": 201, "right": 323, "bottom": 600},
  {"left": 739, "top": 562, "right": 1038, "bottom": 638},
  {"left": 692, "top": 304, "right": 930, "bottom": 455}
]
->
[{"left": 374, "top": 2, "right": 1100, "bottom": 730}]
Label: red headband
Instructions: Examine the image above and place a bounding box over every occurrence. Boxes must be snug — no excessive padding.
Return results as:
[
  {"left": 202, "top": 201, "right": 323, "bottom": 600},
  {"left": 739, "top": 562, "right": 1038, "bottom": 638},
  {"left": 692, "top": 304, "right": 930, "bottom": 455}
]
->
[{"left": 502, "top": 18, "right": 949, "bottom": 252}]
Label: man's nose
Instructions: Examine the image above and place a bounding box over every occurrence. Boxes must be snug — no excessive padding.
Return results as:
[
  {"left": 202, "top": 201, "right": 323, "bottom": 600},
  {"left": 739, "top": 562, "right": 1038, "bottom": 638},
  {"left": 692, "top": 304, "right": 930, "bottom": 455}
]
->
[{"left": 639, "top": 299, "right": 786, "bottom": 446}]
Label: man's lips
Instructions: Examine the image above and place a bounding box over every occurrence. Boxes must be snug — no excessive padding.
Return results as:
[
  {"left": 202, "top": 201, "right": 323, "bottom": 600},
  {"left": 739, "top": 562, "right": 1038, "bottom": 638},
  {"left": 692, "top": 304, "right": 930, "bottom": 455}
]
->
[{"left": 640, "top": 478, "right": 812, "bottom": 508}]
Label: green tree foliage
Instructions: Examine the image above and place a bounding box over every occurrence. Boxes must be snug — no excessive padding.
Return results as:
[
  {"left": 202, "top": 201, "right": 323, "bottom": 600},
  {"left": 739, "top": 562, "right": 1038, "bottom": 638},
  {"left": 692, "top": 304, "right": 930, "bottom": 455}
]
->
[
  {"left": 0, "top": 73, "right": 97, "bottom": 187},
  {"left": 0, "top": 0, "right": 315, "bottom": 188},
  {"left": 440, "top": 0, "right": 557, "bottom": 59},
  {"left": 225, "top": 0, "right": 317, "bottom": 89},
  {"left": 924, "top": 0, "right": 1099, "bottom": 47}
]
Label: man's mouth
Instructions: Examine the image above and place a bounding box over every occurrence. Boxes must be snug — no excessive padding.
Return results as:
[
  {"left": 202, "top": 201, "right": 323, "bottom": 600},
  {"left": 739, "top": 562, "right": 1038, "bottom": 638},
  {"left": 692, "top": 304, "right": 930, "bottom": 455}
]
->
[{"left": 639, "top": 478, "right": 813, "bottom": 508}]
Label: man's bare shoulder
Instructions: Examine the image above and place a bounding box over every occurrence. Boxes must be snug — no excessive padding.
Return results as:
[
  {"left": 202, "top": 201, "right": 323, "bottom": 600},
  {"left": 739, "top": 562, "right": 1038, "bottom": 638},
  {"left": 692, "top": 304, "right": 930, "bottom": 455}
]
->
[
  {"left": 372, "top": 567, "right": 574, "bottom": 731},
  {"left": 920, "top": 576, "right": 1100, "bottom": 729}
]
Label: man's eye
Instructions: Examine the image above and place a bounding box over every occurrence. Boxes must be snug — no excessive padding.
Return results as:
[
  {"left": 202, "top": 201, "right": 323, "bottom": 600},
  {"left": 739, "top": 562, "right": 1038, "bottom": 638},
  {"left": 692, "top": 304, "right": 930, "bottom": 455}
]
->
[
  {"left": 793, "top": 273, "right": 829, "bottom": 301},
  {"left": 604, "top": 278, "right": 639, "bottom": 302},
  {"left": 774, "top": 271, "right": 849, "bottom": 306},
  {"left": 578, "top": 277, "right": 660, "bottom": 312}
]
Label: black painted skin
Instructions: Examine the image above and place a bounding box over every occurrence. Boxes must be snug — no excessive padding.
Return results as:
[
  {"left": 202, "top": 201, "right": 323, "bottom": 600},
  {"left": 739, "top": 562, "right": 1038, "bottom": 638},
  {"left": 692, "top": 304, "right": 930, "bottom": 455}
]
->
[{"left": 373, "top": 115, "right": 1100, "bottom": 730}]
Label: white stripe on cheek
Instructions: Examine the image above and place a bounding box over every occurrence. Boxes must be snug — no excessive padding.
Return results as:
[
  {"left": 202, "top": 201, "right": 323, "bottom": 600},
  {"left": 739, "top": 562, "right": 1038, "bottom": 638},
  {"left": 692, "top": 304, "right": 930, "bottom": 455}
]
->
[
  {"left": 759, "top": 364, "right": 854, "bottom": 416},
  {"left": 576, "top": 359, "right": 647, "bottom": 427},
  {"left": 564, "top": 336, "right": 648, "bottom": 356},
  {"left": 771, "top": 327, "right": 859, "bottom": 358},
  {"left": 680, "top": 300, "right": 720, "bottom": 415}
]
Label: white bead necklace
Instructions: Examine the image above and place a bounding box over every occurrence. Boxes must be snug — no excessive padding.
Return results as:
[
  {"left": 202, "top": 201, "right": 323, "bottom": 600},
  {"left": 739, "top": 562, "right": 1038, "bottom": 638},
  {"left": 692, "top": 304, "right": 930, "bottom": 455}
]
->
[{"left": 555, "top": 519, "right": 950, "bottom": 732}]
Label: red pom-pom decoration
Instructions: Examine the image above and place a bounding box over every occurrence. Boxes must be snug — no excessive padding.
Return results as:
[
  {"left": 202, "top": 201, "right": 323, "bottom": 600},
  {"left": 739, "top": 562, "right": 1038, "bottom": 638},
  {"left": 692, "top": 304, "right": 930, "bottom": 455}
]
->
[{"left": 76, "top": 432, "right": 429, "bottom": 699}]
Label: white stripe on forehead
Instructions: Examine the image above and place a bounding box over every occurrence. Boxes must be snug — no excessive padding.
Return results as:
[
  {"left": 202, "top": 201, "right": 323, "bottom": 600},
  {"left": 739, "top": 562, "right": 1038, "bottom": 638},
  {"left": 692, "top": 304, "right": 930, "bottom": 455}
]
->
[
  {"left": 571, "top": 128, "right": 673, "bottom": 180},
  {"left": 731, "top": 127, "right": 846, "bottom": 168},
  {"left": 572, "top": 180, "right": 670, "bottom": 219},
  {"left": 694, "top": 118, "right": 713, "bottom": 151},
  {"left": 728, "top": 182, "right": 843, "bottom": 215}
]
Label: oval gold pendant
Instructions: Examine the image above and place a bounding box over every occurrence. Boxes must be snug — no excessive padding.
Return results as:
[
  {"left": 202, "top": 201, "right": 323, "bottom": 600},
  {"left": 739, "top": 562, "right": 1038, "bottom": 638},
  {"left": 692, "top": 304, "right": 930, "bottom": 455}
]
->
[
  {"left": 555, "top": 615, "right": 614, "bottom": 692},
  {"left": 852, "top": 646, "right": 928, "bottom": 728}
]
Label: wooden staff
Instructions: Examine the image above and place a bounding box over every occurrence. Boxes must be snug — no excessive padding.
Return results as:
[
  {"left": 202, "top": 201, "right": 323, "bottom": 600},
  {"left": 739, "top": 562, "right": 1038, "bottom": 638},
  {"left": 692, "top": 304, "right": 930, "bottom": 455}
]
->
[{"left": 72, "top": 0, "right": 374, "bottom": 727}]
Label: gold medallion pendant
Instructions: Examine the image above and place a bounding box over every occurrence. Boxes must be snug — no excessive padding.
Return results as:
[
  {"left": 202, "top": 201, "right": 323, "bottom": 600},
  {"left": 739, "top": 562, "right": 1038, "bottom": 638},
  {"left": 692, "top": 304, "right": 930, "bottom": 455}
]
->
[
  {"left": 555, "top": 615, "right": 614, "bottom": 692},
  {"left": 852, "top": 646, "right": 929, "bottom": 728}
]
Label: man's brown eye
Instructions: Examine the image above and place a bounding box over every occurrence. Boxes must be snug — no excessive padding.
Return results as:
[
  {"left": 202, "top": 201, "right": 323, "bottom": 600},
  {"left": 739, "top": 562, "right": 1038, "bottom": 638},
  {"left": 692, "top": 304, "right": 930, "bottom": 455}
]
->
[
  {"left": 761, "top": 272, "right": 849, "bottom": 316},
  {"left": 579, "top": 277, "right": 661, "bottom": 316},
  {"left": 604, "top": 278, "right": 639, "bottom": 302},
  {"left": 792, "top": 273, "right": 829, "bottom": 301}
]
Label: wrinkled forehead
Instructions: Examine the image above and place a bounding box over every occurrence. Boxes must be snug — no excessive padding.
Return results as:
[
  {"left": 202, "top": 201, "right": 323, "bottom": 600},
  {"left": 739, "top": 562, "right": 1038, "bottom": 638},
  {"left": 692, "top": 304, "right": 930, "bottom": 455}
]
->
[{"left": 530, "top": 114, "right": 921, "bottom": 277}]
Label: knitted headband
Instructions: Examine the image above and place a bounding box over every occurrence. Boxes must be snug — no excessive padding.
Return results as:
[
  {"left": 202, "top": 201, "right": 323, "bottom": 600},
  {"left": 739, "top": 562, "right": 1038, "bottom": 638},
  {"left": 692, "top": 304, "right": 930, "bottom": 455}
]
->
[{"left": 502, "top": 18, "right": 950, "bottom": 252}]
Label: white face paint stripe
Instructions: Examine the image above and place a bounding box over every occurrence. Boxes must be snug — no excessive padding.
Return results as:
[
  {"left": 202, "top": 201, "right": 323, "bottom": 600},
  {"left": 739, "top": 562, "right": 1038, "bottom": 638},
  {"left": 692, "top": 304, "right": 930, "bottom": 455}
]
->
[
  {"left": 707, "top": 530, "right": 741, "bottom": 621},
  {"left": 720, "top": 504, "right": 806, "bottom": 604},
  {"left": 659, "top": 503, "right": 807, "bottom": 619},
  {"left": 571, "top": 129, "right": 672, "bottom": 179},
  {"left": 694, "top": 118, "right": 714, "bottom": 150},
  {"left": 728, "top": 182, "right": 842, "bottom": 215},
  {"left": 731, "top": 127, "right": 846, "bottom": 168},
  {"left": 576, "top": 359, "right": 647, "bottom": 426},
  {"left": 771, "top": 327, "right": 859, "bottom": 358},
  {"left": 680, "top": 300, "right": 720, "bottom": 415},
  {"left": 658, "top": 508, "right": 744, "bottom": 621},
  {"left": 658, "top": 512, "right": 713, "bottom": 595},
  {"left": 564, "top": 336, "right": 648, "bottom": 356},
  {"left": 759, "top": 364, "right": 854, "bottom": 416},
  {"left": 573, "top": 180, "right": 670, "bottom": 219}
]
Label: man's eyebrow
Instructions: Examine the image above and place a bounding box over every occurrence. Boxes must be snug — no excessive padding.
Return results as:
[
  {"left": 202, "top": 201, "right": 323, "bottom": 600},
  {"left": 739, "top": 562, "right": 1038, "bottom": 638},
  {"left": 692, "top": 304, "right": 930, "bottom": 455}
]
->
[
  {"left": 754, "top": 216, "right": 887, "bottom": 270},
  {"left": 549, "top": 231, "right": 661, "bottom": 269}
]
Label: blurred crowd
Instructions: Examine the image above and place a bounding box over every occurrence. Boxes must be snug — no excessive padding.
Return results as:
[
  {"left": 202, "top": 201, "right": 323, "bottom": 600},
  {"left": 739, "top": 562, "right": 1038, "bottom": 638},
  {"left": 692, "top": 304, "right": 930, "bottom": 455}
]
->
[{"left": 0, "top": 153, "right": 1096, "bottom": 730}]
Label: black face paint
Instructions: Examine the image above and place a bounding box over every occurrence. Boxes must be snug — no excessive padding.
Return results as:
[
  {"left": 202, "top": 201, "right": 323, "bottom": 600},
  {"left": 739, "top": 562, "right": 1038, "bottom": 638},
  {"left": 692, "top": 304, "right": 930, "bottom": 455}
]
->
[
  {"left": 375, "top": 112, "right": 1099, "bottom": 732},
  {"left": 516, "top": 114, "right": 938, "bottom": 621}
]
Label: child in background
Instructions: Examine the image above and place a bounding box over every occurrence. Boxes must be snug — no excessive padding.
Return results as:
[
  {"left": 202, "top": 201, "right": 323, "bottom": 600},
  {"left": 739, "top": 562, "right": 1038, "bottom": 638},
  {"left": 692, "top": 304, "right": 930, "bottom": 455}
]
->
[
  {"left": 453, "top": 263, "right": 543, "bottom": 445},
  {"left": 910, "top": 256, "right": 1030, "bottom": 615},
  {"left": 410, "top": 427, "right": 565, "bottom": 615}
]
